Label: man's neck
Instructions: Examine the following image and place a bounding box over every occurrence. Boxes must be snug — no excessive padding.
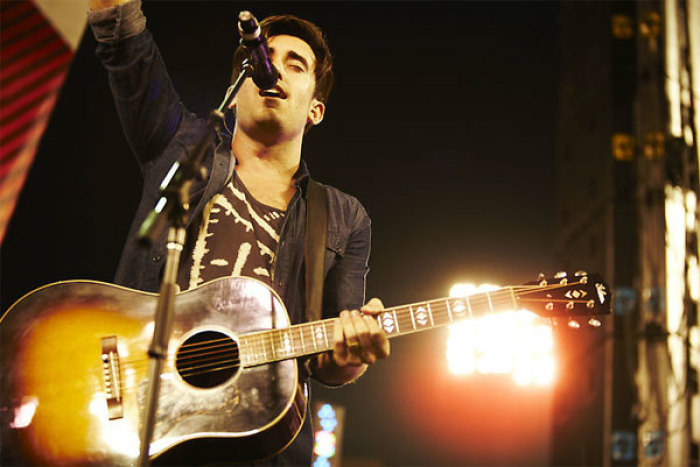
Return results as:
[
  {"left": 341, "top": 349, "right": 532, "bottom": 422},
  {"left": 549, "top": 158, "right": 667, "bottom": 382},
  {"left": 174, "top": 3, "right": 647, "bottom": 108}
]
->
[{"left": 230, "top": 127, "right": 302, "bottom": 210}]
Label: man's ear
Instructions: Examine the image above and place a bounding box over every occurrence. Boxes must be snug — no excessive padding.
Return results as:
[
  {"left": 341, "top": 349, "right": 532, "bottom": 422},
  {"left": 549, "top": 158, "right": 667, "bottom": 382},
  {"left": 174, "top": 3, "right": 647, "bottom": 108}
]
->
[{"left": 307, "top": 98, "right": 325, "bottom": 126}]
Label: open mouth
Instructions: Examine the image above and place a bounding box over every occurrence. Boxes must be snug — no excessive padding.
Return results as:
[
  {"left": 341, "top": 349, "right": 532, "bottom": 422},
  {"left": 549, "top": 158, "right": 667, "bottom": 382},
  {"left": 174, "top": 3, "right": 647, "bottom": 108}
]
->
[{"left": 259, "top": 88, "right": 286, "bottom": 99}]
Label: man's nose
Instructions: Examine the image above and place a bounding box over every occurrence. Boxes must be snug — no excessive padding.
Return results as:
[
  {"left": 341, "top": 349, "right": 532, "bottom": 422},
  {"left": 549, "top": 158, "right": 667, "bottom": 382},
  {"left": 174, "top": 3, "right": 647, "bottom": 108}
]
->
[{"left": 271, "top": 58, "right": 284, "bottom": 81}]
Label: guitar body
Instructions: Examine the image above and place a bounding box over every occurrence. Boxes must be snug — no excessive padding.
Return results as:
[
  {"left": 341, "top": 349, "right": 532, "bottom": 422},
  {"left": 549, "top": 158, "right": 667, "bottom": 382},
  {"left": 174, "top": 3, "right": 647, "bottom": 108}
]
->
[{"left": 0, "top": 277, "right": 306, "bottom": 466}]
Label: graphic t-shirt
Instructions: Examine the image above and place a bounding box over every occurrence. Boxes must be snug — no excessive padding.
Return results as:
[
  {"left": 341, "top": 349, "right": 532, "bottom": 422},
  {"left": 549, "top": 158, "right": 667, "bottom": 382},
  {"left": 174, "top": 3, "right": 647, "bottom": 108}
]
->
[{"left": 178, "top": 173, "right": 287, "bottom": 291}]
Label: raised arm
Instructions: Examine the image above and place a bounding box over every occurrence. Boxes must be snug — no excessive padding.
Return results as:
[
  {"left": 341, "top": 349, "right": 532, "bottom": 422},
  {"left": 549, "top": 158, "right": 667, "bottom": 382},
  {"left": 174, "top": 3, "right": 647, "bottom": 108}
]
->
[{"left": 88, "top": 0, "right": 191, "bottom": 167}]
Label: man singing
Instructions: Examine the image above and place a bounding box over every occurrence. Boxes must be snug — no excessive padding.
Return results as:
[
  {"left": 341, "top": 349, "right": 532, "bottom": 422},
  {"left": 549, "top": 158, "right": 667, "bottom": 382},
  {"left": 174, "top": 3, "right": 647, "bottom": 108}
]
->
[{"left": 88, "top": 0, "right": 390, "bottom": 464}]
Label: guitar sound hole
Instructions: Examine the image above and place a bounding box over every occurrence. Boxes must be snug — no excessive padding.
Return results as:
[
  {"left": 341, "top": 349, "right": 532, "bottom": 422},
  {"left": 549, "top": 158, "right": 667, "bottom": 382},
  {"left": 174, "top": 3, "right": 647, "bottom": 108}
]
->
[{"left": 175, "top": 330, "right": 239, "bottom": 389}]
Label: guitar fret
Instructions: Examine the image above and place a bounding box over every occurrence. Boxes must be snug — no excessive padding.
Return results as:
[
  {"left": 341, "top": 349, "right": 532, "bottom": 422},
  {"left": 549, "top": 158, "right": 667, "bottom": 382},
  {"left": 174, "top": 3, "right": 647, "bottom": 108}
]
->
[
  {"left": 437, "top": 302, "right": 447, "bottom": 324},
  {"left": 400, "top": 307, "right": 411, "bottom": 331},
  {"left": 486, "top": 292, "right": 494, "bottom": 313},
  {"left": 299, "top": 325, "right": 305, "bottom": 353},
  {"left": 446, "top": 299, "right": 454, "bottom": 322},
  {"left": 300, "top": 324, "right": 313, "bottom": 353},
  {"left": 262, "top": 335, "right": 268, "bottom": 362},
  {"left": 427, "top": 302, "right": 440, "bottom": 327},
  {"left": 509, "top": 286, "right": 518, "bottom": 309},
  {"left": 379, "top": 310, "right": 397, "bottom": 335},
  {"left": 466, "top": 296, "right": 473, "bottom": 317},
  {"left": 312, "top": 323, "right": 325, "bottom": 351},
  {"left": 409, "top": 305, "right": 417, "bottom": 330},
  {"left": 427, "top": 303, "right": 435, "bottom": 326},
  {"left": 268, "top": 333, "right": 276, "bottom": 360},
  {"left": 249, "top": 336, "right": 257, "bottom": 365},
  {"left": 239, "top": 338, "right": 249, "bottom": 366},
  {"left": 245, "top": 338, "right": 253, "bottom": 366},
  {"left": 283, "top": 330, "right": 292, "bottom": 356},
  {"left": 310, "top": 324, "right": 317, "bottom": 351},
  {"left": 413, "top": 304, "right": 430, "bottom": 329},
  {"left": 392, "top": 308, "right": 400, "bottom": 334},
  {"left": 493, "top": 294, "right": 506, "bottom": 312},
  {"left": 246, "top": 336, "right": 253, "bottom": 365}
]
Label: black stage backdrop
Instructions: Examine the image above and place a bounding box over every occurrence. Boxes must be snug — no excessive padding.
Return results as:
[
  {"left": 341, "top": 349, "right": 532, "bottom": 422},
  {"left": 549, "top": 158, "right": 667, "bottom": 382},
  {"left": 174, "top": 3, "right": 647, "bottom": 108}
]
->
[{"left": 1, "top": 2, "right": 559, "bottom": 465}]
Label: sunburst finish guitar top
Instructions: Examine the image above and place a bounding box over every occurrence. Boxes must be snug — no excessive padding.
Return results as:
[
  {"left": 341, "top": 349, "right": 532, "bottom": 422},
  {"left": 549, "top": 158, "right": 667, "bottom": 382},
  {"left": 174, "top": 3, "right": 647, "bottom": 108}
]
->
[{"left": 0, "top": 277, "right": 305, "bottom": 466}]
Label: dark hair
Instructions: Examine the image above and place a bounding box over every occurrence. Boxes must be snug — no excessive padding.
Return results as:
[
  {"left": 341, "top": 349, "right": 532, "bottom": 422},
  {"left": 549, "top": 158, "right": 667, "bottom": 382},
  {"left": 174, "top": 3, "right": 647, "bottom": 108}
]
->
[{"left": 231, "top": 14, "right": 334, "bottom": 104}]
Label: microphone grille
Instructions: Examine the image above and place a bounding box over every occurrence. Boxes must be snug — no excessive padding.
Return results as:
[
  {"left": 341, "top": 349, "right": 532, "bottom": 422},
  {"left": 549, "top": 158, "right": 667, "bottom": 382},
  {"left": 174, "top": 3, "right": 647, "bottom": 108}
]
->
[{"left": 238, "top": 11, "right": 260, "bottom": 38}]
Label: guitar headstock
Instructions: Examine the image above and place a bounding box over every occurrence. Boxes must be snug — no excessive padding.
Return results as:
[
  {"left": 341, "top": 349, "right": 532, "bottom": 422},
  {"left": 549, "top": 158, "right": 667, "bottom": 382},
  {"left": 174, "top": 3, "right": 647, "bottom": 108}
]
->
[{"left": 516, "top": 271, "right": 612, "bottom": 328}]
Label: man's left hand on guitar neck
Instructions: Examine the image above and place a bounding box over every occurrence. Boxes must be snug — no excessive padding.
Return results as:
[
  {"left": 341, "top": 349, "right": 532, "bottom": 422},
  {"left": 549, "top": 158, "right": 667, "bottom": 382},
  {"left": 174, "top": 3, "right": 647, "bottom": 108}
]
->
[{"left": 309, "top": 298, "right": 390, "bottom": 386}]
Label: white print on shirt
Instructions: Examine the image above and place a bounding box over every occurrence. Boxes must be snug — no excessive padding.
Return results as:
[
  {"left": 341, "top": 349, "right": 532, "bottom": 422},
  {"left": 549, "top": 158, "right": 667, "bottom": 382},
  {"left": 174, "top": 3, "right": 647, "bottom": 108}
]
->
[
  {"left": 263, "top": 211, "right": 283, "bottom": 222},
  {"left": 229, "top": 183, "right": 280, "bottom": 242},
  {"left": 215, "top": 195, "right": 253, "bottom": 232},
  {"left": 254, "top": 267, "right": 270, "bottom": 277},
  {"left": 184, "top": 180, "right": 285, "bottom": 290},
  {"left": 231, "top": 242, "right": 251, "bottom": 277},
  {"left": 257, "top": 240, "right": 275, "bottom": 262}
]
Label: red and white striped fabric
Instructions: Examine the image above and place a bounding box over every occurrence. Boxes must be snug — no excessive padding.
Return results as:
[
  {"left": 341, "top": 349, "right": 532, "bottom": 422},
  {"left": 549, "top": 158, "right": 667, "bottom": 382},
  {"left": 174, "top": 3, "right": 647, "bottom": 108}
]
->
[{"left": 0, "top": 0, "right": 85, "bottom": 244}]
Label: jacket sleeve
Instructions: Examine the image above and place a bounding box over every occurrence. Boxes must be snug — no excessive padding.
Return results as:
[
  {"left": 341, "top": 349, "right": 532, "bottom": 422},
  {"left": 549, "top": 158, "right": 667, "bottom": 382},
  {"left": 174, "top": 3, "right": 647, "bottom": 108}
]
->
[
  {"left": 88, "top": 0, "right": 188, "bottom": 168},
  {"left": 322, "top": 201, "right": 371, "bottom": 319}
]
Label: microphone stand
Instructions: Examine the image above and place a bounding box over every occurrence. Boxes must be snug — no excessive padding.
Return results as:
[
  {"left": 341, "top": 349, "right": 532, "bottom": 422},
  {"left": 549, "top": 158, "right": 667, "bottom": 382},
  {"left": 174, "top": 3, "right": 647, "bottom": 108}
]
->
[{"left": 136, "top": 59, "right": 253, "bottom": 467}]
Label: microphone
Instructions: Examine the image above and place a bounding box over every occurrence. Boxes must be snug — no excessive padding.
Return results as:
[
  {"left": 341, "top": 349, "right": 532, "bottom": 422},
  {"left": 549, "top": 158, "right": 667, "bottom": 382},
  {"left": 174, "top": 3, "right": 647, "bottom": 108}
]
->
[{"left": 238, "top": 11, "right": 279, "bottom": 90}]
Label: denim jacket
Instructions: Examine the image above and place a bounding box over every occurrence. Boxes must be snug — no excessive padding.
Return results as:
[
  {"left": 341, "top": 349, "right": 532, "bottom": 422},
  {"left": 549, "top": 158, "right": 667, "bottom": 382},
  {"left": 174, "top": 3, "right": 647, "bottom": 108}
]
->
[
  {"left": 89, "top": 1, "right": 371, "bottom": 324},
  {"left": 90, "top": 2, "right": 371, "bottom": 464}
]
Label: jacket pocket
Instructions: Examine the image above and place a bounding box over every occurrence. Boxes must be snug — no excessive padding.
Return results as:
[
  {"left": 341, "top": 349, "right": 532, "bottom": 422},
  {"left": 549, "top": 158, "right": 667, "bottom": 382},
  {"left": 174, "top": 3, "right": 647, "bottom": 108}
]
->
[
  {"left": 326, "top": 230, "right": 345, "bottom": 256},
  {"left": 324, "top": 230, "right": 345, "bottom": 276}
]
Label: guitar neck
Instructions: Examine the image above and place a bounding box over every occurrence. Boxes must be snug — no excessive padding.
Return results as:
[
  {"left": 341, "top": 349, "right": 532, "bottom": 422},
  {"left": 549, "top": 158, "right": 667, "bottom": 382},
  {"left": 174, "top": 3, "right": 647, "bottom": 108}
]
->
[{"left": 239, "top": 287, "right": 519, "bottom": 367}]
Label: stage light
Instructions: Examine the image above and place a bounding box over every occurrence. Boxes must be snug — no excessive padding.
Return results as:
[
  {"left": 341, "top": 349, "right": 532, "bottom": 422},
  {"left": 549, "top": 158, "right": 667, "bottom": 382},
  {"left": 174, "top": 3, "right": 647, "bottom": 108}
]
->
[
  {"left": 446, "top": 283, "right": 555, "bottom": 386},
  {"left": 312, "top": 403, "right": 345, "bottom": 467}
]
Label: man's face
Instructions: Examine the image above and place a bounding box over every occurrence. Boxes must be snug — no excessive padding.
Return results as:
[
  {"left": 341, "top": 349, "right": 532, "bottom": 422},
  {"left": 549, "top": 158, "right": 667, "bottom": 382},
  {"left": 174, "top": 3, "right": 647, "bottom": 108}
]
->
[{"left": 231, "top": 34, "right": 325, "bottom": 140}]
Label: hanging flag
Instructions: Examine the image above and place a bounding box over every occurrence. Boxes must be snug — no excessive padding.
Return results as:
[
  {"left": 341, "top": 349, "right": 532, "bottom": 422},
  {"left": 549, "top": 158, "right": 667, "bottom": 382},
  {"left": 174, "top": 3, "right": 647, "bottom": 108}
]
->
[{"left": 0, "top": 0, "right": 86, "bottom": 244}]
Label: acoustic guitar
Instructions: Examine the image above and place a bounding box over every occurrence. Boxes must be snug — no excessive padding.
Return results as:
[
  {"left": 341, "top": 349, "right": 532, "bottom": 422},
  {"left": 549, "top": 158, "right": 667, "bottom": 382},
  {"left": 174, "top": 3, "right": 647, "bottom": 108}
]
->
[{"left": 0, "top": 272, "right": 610, "bottom": 465}]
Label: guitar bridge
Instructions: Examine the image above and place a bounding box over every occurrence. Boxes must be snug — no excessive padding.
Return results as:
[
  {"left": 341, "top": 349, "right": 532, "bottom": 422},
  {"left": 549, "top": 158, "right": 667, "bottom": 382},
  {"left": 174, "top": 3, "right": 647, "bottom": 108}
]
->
[{"left": 101, "top": 336, "right": 124, "bottom": 420}]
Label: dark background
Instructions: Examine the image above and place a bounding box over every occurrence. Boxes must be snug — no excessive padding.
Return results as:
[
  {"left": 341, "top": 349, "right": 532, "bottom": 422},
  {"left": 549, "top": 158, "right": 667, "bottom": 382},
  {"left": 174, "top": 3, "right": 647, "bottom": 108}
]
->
[{"left": 1, "top": 2, "right": 560, "bottom": 464}]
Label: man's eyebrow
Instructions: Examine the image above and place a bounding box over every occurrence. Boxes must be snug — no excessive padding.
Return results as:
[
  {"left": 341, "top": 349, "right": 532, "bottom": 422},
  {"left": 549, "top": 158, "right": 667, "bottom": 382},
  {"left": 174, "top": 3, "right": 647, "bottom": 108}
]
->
[{"left": 269, "top": 47, "right": 312, "bottom": 70}]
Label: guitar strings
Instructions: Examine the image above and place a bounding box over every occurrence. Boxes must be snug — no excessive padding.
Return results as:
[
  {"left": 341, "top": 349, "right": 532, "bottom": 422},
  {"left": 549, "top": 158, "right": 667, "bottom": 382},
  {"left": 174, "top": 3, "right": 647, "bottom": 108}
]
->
[
  {"left": 117, "top": 281, "right": 590, "bottom": 374},
  {"left": 113, "top": 280, "right": 599, "bottom": 389}
]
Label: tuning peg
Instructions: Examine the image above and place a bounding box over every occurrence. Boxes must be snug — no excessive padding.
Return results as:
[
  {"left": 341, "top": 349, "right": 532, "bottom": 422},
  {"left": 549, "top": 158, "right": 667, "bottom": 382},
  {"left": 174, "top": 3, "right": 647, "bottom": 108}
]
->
[
  {"left": 574, "top": 270, "right": 588, "bottom": 277},
  {"left": 554, "top": 271, "right": 567, "bottom": 279},
  {"left": 588, "top": 317, "right": 602, "bottom": 327},
  {"left": 567, "top": 317, "right": 581, "bottom": 329}
]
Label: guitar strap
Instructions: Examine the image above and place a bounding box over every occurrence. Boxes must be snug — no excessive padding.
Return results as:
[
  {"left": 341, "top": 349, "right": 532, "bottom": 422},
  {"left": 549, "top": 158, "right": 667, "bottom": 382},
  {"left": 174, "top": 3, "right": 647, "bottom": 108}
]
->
[{"left": 305, "top": 179, "right": 327, "bottom": 323}]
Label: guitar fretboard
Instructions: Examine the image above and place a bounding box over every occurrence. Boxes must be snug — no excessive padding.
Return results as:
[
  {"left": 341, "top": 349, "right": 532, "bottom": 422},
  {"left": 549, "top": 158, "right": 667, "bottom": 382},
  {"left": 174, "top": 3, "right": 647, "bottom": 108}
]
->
[{"left": 239, "top": 287, "right": 518, "bottom": 367}]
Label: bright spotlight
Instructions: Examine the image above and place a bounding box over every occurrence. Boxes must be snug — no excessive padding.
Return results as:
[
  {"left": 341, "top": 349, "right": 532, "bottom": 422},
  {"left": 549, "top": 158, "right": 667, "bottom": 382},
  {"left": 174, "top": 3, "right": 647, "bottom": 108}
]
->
[{"left": 446, "top": 283, "right": 555, "bottom": 386}]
